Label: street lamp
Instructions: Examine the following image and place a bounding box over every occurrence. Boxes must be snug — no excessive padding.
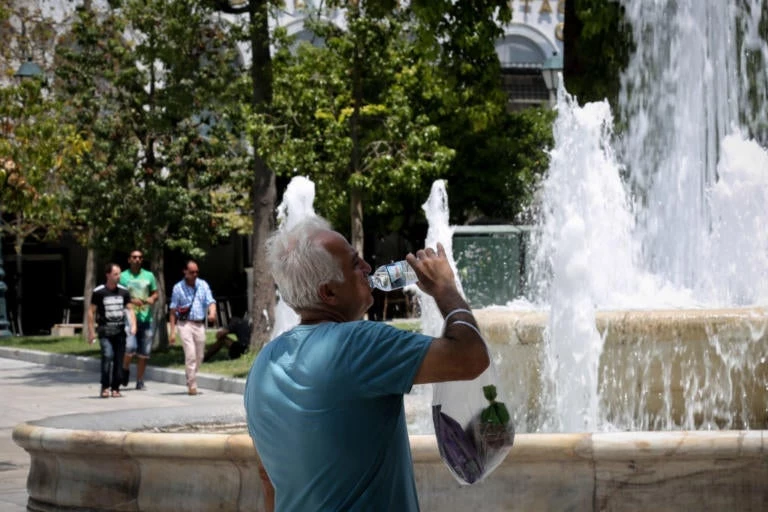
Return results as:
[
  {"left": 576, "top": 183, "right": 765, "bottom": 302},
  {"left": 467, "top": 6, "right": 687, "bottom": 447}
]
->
[
  {"left": 541, "top": 53, "right": 563, "bottom": 107},
  {"left": 14, "top": 58, "right": 44, "bottom": 80}
]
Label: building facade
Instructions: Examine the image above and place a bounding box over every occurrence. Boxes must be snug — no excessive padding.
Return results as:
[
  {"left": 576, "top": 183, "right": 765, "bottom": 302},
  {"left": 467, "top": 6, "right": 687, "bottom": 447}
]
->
[{"left": 273, "top": 0, "right": 565, "bottom": 109}]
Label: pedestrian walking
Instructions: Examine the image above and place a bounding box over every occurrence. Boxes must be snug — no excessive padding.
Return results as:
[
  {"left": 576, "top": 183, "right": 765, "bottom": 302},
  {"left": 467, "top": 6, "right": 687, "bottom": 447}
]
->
[
  {"left": 169, "top": 259, "right": 217, "bottom": 395},
  {"left": 88, "top": 263, "right": 136, "bottom": 398},
  {"left": 120, "top": 250, "right": 158, "bottom": 390}
]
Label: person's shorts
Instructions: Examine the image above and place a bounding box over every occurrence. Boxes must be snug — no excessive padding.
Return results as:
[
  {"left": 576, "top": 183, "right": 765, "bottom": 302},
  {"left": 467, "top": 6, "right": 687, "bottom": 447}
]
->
[
  {"left": 126, "top": 321, "right": 154, "bottom": 357},
  {"left": 228, "top": 342, "right": 248, "bottom": 360}
]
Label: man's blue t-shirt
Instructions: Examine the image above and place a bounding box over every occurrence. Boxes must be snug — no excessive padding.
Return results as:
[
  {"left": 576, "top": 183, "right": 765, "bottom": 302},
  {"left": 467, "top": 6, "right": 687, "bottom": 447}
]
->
[{"left": 245, "top": 320, "right": 432, "bottom": 512}]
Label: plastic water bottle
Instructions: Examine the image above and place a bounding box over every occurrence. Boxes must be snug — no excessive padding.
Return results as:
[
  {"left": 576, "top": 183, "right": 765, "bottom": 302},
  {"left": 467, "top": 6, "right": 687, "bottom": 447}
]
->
[{"left": 369, "top": 260, "right": 418, "bottom": 291}]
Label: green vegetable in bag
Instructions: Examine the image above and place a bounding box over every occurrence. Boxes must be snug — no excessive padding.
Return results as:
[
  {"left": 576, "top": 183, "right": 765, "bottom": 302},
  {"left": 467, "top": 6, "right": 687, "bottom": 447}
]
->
[
  {"left": 475, "top": 385, "right": 514, "bottom": 452},
  {"left": 480, "top": 385, "right": 510, "bottom": 426}
]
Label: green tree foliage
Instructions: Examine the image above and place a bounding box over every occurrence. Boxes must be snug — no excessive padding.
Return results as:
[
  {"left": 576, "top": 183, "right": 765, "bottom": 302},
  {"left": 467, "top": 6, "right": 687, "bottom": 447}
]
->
[
  {"left": 0, "top": 80, "right": 84, "bottom": 248},
  {"left": 456, "top": 106, "right": 555, "bottom": 223},
  {"left": 56, "top": 0, "right": 252, "bottom": 345},
  {"left": 54, "top": 4, "right": 146, "bottom": 339},
  {"left": 0, "top": 2, "right": 87, "bottom": 333},
  {"left": 563, "top": 0, "right": 634, "bottom": 108},
  {"left": 410, "top": 0, "right": 549, "bottom": 225},
  {"left": 55, "top": 5, "right": 141, "bottom": 253},
  {"left": 57, "top": 0, "right": 251, "bottom": 254},
  {"left": 207, "top": 0, "right": 278, "bottom": 349},
  {"left": 250, "top": 5, "right": 454, "bottom": 247},
  {"left": 253, "top": 0, "right": 554, "bottom": 244},
  {"left": 58, "top": 0, "right": 250, "bottom": 255},
  {"left": 0, "top": 78, "right": 87, "bottom": 332},
  {"left": 120, "top": 0, "right": 252, "bottom": 256}
]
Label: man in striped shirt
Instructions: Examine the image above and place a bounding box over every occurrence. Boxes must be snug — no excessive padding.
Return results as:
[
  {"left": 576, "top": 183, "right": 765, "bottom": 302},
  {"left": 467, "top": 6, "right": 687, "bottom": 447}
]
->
[{"left": 169, "top": 259, "right": 217, "bottom": 395}]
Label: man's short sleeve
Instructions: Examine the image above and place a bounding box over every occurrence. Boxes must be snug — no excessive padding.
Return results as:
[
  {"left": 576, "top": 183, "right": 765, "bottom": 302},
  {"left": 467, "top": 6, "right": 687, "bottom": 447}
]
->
[
  {"left": 202, "top": 281, "right": 216, "bottom": 306},
  {"left": 341, "top": 321, "right": 431, "bottom": 397},
  {"left": 90, "top": 289, "right": 99, "bottom": 307},
  {"left": 168, "top": 284, "right": 180, "bottom": 309},
  {"left": 147, "top": 271, "right": 158, "bottom": 292}
]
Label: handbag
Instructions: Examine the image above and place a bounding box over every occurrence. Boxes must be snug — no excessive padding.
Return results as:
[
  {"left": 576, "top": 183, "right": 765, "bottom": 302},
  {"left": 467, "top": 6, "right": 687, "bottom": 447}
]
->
[{"left": 176, "top": 286, "right": 198, "bottom": 321}]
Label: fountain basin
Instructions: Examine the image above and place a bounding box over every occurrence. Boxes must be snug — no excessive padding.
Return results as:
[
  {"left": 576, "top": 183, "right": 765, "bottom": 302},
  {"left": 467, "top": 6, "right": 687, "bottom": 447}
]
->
[
  {"left": 12, "top": 307, "right": 768, "bottom": 511},
  {"left": 474, "top": 307, "right": 768, "bottom": 430},
  {"left": 12, "top": 407, "right": 768, "bottom": 511}
]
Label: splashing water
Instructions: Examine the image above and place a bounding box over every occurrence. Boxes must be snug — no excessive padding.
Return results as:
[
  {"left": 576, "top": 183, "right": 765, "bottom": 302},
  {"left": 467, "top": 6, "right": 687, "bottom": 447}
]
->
[
  {"left": 524, "top": 1, "right": 768, "bottom": 432},
  {"left": 418, "top": 180, "right": 464, "bottom": 337},
  {"left": 270, "top": 176, "right": 316, "bottom": 339},
  {"left": 408, "top": 181, "right": 464, "bottom": 435},
  {"left": 618, "top": 0, "right": 768, "bottom": 303},
  {"left": 707, "top": 135, "right": 768, "bottom": 305}
]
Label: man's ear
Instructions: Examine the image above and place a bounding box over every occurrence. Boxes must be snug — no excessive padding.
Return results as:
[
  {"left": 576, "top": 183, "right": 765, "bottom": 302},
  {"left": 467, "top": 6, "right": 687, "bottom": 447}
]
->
[{"left": 318, "top": 283, "right": 338, "bottom": 305}]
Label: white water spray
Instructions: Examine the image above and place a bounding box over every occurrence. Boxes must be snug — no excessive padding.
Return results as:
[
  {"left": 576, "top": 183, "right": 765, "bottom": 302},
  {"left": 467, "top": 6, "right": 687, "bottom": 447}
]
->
[
  {"left": 418, "top": 180, "right": 464, "bottom": 337},
  {"left": 408, "top": 180, "right": 464, "bottom": 435},
  {"left": 526, "top": 1, "right": 768, "bottom": 431},
  {"left": 618, "top": 0, "right": 768, "bottom": 301},
  {"left": 707, "top": 135, "right": 768, "bottom": 305},
  {"left": 270, "top": 176, "right": 316, "bottom": 339}
]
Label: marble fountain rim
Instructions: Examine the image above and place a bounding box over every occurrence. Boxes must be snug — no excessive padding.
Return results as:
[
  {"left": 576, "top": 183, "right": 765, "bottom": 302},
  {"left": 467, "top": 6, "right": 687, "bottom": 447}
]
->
[{"left": 13, "top": 404, "right": 768, "bottom": 463}]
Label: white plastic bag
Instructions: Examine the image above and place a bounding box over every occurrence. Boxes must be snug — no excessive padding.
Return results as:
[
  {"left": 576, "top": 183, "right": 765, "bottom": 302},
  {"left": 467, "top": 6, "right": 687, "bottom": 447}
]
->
[
  {"left": 419, "top": 180, "right": 515, "bottom": 484},
  {"left": 432, "top": 359, "right": 515, "bottom": 485}
]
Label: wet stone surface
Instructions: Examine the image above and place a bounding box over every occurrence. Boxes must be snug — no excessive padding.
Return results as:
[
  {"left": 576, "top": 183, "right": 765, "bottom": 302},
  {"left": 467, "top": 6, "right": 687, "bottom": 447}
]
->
[{"left": 140, "top": 422, "right": 248, "bottom": 434}]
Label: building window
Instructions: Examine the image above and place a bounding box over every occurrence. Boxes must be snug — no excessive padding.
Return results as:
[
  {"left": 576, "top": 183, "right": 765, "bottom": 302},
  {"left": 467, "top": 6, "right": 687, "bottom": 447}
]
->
[{"left": 501, "top": 68, "right": 549, "bottom": 111}]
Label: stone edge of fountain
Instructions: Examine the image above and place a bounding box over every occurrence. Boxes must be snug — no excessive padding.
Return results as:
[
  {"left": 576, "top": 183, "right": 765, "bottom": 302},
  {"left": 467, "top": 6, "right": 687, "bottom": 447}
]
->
[{"left": 12, "top": 404, "right": 768, "bottom": 512}]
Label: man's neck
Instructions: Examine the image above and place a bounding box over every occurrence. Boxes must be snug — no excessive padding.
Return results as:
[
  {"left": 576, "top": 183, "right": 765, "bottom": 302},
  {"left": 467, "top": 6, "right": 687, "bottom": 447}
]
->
[
  {"left": 299, "top": 308, "right": 350, "bottom": 325},
  {"left": 129, "top": 266, "right": 141, "bottom": 275},
  {"left": 106, "top": 282, "right": 117, "bottom": 290}
]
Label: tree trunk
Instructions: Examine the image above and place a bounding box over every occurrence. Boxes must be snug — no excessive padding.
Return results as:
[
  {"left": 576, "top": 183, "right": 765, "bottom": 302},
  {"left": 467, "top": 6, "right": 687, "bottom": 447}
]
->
[
  {"left": 151, "top": 251, "right": 168, "bottom": 350},
  {"left": 249, "top": 165, "right": 276, "bottom": 350},
  {"left": 348, "top": 1, "right": 365, "bottom": 256},
  {"left": 350, "top": 187, "right": 364, "bottom": 256},
  {"left": 248, "top": 0, "right": 277, "bottom": 351},
  {"left": 82, "top": 243, "right": 96, "bottom": 341}
]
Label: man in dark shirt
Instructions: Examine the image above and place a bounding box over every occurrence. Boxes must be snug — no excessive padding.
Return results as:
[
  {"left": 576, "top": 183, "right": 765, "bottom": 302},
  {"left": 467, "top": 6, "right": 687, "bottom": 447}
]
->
[
  {"left": 88, "top": 263, "right": 136, "bottom": 398},
  {"left": 204, "top": 316, "right": 251, "bottom": 362}
]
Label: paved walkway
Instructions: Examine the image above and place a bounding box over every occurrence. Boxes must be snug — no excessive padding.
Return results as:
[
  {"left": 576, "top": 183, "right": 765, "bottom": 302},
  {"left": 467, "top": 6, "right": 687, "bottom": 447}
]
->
[{"left": 0, "top": 350, "right": 246, "bottom": 512}]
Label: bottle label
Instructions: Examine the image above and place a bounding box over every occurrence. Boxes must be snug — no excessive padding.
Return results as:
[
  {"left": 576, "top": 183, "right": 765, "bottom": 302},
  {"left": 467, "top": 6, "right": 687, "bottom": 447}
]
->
[{"left": 387, "top": 262, "right": 406, "bottom": 289}]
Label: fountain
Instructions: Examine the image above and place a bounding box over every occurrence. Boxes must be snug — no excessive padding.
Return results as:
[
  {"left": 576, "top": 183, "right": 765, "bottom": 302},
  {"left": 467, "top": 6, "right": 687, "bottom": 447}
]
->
[
  {"left": 12, "top": 1, "right": 768, "bottom": 510},
  {"left": 270, "top": 175, "right": 315, "bottom": 338},
  {"left": 521, "top": 0, "right": 768, "bottom": 434}
]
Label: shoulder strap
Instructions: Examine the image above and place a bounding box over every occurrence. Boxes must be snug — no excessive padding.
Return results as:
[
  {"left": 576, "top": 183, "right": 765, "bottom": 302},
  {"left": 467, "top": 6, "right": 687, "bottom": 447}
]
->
[{"left": 189, "top": 285, "right": 198, "bottom": 305}]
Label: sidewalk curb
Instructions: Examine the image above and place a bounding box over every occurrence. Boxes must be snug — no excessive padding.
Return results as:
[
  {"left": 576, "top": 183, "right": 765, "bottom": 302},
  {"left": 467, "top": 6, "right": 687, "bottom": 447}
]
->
[{"left": 0, "top": 346, "right": 245, "bottom": 394}]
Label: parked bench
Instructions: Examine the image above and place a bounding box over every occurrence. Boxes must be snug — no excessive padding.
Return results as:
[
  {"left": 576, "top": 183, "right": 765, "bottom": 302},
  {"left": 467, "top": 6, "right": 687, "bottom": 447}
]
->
[{"left": 51, "top": 324, "right": 83, "bottom": 337}]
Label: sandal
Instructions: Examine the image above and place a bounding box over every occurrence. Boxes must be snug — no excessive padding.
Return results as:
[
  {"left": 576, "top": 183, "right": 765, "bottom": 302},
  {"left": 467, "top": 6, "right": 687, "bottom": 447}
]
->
[
  {"left": 111, "top": 390, "right": 123, "bottom": 398},
  {"left": 101, "top": 389, "right": 110, "bottom": 398}
]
